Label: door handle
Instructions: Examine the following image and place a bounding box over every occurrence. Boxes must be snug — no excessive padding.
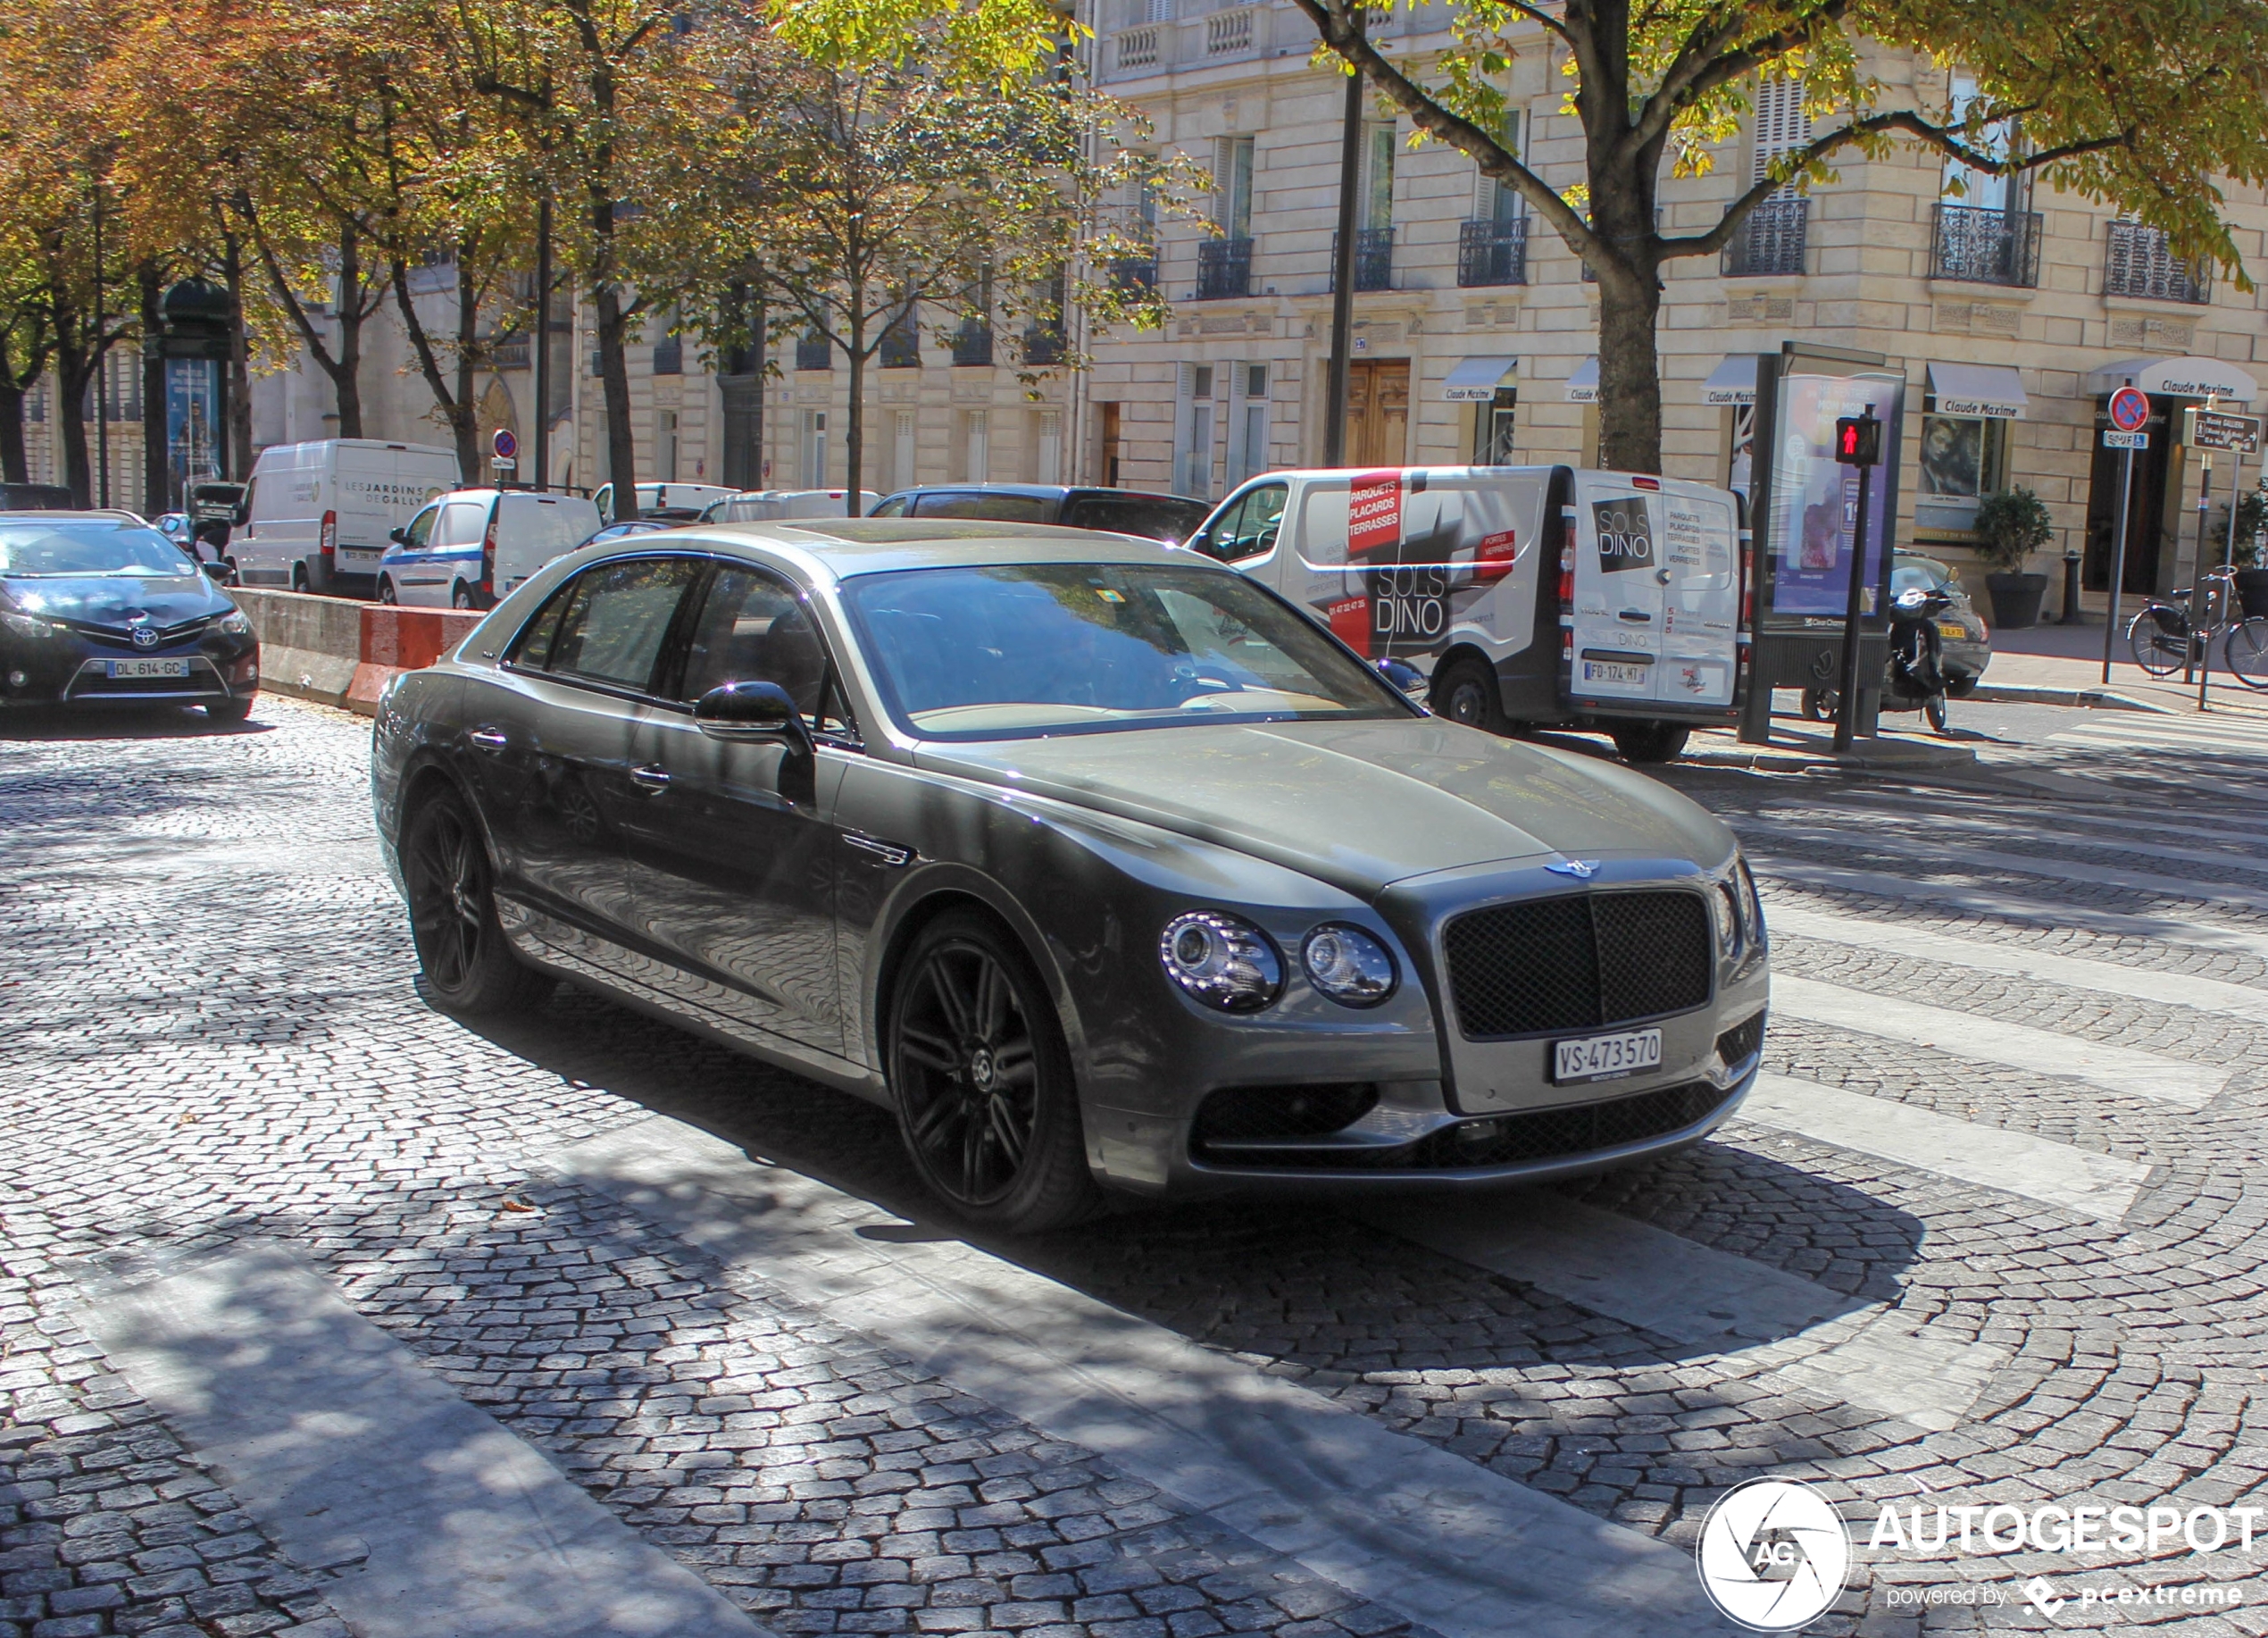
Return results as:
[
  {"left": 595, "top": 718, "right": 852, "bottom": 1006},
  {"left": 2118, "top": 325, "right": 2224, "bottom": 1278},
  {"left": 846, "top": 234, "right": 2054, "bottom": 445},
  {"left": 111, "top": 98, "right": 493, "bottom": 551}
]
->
[
  {"left": 629, "top": 764, "right": 672, "bottom": 793},
  {"left": 468, "top": 726, "right": 508, "bottom": 752}
]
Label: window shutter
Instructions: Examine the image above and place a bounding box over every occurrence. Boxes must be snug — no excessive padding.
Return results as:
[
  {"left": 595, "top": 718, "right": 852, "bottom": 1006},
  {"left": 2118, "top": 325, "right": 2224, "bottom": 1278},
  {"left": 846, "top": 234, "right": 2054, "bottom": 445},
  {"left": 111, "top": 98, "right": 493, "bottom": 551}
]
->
[{"left": 1751, "top": 76, "right": 1811, "bottom": 192}]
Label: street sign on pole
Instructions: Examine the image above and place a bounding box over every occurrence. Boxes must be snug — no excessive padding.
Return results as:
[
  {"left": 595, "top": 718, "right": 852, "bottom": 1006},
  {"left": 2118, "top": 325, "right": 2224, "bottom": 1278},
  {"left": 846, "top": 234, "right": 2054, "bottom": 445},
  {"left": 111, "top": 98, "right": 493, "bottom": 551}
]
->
[
  {"left": 2107, "top": 386, "right": 2150, "bottom": 433},
  {"left": 493, "top": 428, "right": 520, "bottom": 462},
  {"left": 2102, "top": 430, "right": 2149, "bottom": 450},
  {"left": 1831, "top": 413, "right": 1881, "bottom": 754},
  {"left": 2181, "top": 406, "right": 2263, "bottom": 452}
]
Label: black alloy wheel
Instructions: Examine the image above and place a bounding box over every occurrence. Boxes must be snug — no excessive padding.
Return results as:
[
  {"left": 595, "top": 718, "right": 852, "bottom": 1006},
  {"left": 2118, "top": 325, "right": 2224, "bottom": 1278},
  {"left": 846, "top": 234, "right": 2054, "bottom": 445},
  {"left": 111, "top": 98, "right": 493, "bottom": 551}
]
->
[
  {"left": 888, "top": 912, "right": 1098, "bottom": 1232},
  {"left": 402, "top": 789, "right": 554, "bottom": 1015},
  {"left": 1430, "top": 656, "right": 1506, "bottom": 733}
]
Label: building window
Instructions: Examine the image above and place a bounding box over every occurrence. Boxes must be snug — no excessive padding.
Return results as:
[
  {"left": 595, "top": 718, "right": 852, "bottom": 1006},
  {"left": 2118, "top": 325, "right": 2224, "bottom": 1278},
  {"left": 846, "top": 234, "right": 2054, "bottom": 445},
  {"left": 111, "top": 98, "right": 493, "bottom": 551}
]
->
[
  {"left": 880, "top": 303, "right": 921, "bottom": 368},
  {"left": 652, "top": 335, "right": 683, "bottom": 374},
  {"left": 656, "top": 409, "right": 680, "bottom": 481},
  {"left": 802, "top": 409, "right": 828, "bottom": 487},
  {"left": 1471, "top": 388, "right": 1516, "bottom": 464},
  {"left": 1213, "top": 136, "right": 1255, "bottom": 239},
  {"left": 1036, "top": 409, "right": 1063, "bottom": 484},
  {"left": 1228, "top": 363, "right": 1270, "bottom": 485},
  {"left": 1178, "top": 364, "right": 1216, "bottom": 499},
  {"left": 1914, "top": 402, "right": 2007, "bottom": 538}
]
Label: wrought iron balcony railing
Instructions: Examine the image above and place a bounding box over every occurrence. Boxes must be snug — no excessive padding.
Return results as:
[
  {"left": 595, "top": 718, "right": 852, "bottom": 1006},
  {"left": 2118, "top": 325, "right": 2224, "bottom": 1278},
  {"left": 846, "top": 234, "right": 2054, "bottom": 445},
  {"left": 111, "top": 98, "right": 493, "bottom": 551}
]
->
[
  {"left": 1456, "top": 217, "right": 1529, "bottom": 288},
  {"left": 1721, "top": 196, "right": 1808, "bottom": 278},
  {"left": 1196, "top": 237, "right": 1252, "bottom": 300},
  {"left": 794, "top": 335, "right": 831, "bottom": 371},
  {"left": 950, "top": 322, "right": 995, "bottom": 367},
  {"left": 1109, "top": 254, "right": 1158, "bottom": 293},
  {"left": 2103, "top": 220, "right": 2209, "bottom": 305},
  {"left": 1023, "top": 328, "right": 1066, "bottom": 366},
  {"left": 1930, "top": 202, "right": 2042, "bottom": 288},
  {"left": 1329, "top": 228, "right": 1393, "bottom": 293},
  {"left": 879, "top": 316, "right": 921, "bottom": 369}
]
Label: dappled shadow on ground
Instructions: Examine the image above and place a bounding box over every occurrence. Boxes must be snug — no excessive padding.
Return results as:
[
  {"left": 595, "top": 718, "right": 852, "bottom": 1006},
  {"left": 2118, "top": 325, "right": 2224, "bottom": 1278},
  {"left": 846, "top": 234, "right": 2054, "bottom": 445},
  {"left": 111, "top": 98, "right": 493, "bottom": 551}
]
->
[
  {"left": 0, "top": 703, "right": 275, "bottom": 742},
  {"left": 463, "top": 982, "right": 1927, "bottom": 1378}
]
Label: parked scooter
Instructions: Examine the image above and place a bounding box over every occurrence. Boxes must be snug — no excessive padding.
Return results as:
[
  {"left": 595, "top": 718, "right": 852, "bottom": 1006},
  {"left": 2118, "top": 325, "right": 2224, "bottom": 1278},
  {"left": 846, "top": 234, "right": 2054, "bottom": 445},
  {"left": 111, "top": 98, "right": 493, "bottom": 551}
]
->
[{"left": 1802, "top": 583, "right": 1956, "bottom": 735}]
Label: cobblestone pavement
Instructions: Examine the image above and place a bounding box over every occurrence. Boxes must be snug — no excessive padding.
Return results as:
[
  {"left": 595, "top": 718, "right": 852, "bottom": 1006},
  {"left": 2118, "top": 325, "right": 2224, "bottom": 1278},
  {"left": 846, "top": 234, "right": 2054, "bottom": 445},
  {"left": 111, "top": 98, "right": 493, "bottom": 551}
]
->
[{"left": 3, "top": 695, "right": 2266, "bottom": 1637}]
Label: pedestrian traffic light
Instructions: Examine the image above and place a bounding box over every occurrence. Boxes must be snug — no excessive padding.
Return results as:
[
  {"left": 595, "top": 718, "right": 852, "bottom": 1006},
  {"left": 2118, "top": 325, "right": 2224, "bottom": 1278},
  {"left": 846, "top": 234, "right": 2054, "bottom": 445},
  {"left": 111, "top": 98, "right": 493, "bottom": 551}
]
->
[{"left": 1834, "top": 416, "right": 1881, "bottom": 466}]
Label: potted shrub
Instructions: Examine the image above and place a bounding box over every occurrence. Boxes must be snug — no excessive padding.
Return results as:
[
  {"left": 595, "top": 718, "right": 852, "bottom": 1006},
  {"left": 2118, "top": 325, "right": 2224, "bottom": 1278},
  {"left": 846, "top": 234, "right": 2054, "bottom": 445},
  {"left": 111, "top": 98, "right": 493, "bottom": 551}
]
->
[
  {"left": 2233, "top": 492, "right": 2268, "bottom": 618},
  {"left": 1973, "top": 487, "right": 2055, "bottom": 629}
]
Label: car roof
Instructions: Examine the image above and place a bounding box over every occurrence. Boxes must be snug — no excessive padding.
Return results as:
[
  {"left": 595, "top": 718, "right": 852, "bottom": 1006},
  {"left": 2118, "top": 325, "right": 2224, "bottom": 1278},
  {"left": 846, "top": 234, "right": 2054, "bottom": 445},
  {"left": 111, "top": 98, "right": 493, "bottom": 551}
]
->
[
  {"left": 878, "top": 483, "right": 1204, "bottom": 504},
  {"left": 0, "top": 509, "right": 154, "bottom": 524},
  {"left": 635, "top": 517, "right": 1194, "bottom": 583}
]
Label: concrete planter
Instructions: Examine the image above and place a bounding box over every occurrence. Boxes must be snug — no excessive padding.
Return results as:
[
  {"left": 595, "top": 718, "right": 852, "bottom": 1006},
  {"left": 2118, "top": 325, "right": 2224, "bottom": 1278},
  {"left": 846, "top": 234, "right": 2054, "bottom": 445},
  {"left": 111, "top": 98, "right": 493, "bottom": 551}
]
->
[
  {"left": 1985, "top": 572, "right": 2048, "bottom": 631},
  {"left": 231, "top": 588, "right": 483, "bottom": 714}
]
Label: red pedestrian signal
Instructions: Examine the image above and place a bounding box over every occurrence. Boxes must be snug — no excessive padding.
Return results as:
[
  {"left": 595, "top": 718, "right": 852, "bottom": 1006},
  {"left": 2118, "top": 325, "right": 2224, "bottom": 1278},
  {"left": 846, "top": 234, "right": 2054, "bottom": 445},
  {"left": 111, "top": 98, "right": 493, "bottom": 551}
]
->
[{"left": 1834, "top": 415, "right": 1880, "bottom": 466}]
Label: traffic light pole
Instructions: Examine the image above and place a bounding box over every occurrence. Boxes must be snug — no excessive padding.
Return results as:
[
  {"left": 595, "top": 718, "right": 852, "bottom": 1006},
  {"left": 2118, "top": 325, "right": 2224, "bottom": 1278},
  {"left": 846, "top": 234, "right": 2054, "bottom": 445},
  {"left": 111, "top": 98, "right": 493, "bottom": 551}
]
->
[{"left": 1831, "top": 414, "right": 1880, "bottom": 755}]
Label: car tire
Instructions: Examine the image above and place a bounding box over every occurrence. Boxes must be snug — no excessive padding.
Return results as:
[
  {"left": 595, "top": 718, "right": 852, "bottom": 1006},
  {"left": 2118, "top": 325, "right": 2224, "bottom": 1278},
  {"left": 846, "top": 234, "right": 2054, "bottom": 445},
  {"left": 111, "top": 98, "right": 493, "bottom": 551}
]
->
[
  {"left": 451, "top": 583, "right": 475, "bottom": 611},
  {"left": 1925, "top": 694, "right": 1950, "bottom": 735},
  {"left": 379, "top": 577, "right": 399, "bottom": 605},
  {"left": 401, "top": 786, "right": 554, "bottom": 1016},
  {"left": 221, "top": 557, "right": 239, "bottom": 587},
  {"left": 887, "top": 910, "right": 1100, "bottom": 1233},
  {"left": 1609, "top": 721, "right": 1691, "bottom": 764},
  {"left": 291, "top": 564, "right": 309, "bottom": 594},
  {"left": 1430, "top": 656, "right": 1507, "bottom": 734},
  {"left": 204, "top": 694, "right": 254, "bottom": 723}
]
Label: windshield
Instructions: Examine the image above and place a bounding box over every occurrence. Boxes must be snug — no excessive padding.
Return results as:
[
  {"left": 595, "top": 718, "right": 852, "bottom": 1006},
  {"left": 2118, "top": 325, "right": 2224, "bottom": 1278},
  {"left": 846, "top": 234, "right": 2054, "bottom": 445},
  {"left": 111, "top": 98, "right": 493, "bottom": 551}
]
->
[
  {"left": 839, "top": 561, "right": 1410, "bottom": 741},
  {"left": 0, "top": 522, "right": 190, "bottom": 577},
  {"left": 1891, "top": 557, "right": 1952, "bottom": 597}
]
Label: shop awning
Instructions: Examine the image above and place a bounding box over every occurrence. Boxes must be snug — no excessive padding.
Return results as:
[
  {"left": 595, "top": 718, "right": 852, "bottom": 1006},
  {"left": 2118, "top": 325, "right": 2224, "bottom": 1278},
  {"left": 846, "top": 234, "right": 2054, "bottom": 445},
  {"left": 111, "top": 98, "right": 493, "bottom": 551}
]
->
[
  {"left": 1441, "top": 355, "right": 1519, "bottom": 402},
  {"left": 1702, "top": 355, "right": 1758, "bottom": 406},
  {"left": 1927, "top": 362, "right": 2028, "bottom": 420},
  {"left": 1563, "top": 356, "right": 1599, "bottom": 404},
  {"left": 2082, "top": 355, "right": 2257, "bottom": 402}
]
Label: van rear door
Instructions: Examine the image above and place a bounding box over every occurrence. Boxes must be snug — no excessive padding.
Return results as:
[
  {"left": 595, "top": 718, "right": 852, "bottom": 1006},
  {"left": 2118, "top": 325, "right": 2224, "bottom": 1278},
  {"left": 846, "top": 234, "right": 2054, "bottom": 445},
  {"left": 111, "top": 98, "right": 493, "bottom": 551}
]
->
[{"left": 1566, "top": 473, "right": 1739, "bottom": 714}]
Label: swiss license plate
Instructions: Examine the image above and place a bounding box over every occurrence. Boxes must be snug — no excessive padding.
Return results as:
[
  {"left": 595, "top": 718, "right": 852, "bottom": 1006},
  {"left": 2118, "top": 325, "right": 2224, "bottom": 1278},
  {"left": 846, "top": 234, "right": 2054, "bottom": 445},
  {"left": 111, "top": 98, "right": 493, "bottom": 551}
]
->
[
  {"left": 1553, "top": 1026, "right": 1663, "bottom": 1085},
  {"left": 1581, "top": 660, "right": 1650, "bottom": 687},
  {"left": 106, "top": 658, "right": 190, "bottom": 679},
  {"left": 1937, "top": 621, "right": 1966, "bottom": 639}
]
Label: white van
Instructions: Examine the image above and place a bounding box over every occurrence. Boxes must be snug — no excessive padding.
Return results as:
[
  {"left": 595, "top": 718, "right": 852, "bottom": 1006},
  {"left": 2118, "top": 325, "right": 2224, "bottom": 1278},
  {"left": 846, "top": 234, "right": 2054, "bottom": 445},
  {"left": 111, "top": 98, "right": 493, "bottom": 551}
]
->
[
  {"left": 698, "top": 489, "right": 880, "bottom": 522},
  {"left": 591, "top": 481, "right": 737, "bottom": 521},
  {"left": 1188, "top": 465, "right": 1747, "bottom": 762},
  {"left": 232, "top": 440, "right": 461, "bottom": 595},
  {"left": 375, "top": 489, "right": 605, "bottom": 608}
]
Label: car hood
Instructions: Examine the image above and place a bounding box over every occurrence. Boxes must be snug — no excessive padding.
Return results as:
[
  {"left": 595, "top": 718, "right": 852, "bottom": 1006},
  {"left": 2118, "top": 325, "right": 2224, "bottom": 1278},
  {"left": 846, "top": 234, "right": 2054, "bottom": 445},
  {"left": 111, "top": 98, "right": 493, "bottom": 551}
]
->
[
  {"left": 1, "top": 573, "right": 230, "bottom": 631},
  {"left": 913, "top": 716, "right": 1733, "bottom": 899}
]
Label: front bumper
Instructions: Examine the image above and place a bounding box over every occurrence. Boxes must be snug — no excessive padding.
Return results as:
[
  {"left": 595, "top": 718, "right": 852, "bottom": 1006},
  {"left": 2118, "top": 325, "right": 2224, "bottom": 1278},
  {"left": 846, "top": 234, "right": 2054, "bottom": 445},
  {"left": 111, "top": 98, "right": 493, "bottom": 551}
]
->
[{"left": 1, "top": 626, "right": 259, "bottom": 707}]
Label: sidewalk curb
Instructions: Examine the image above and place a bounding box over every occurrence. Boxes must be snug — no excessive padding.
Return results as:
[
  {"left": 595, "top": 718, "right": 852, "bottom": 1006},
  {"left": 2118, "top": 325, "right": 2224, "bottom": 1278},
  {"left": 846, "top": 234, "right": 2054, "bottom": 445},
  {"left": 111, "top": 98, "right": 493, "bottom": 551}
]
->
[
  {"left": 1688, "top": 738, "right": 1976, "bottom": 774},
  {"left": 1968, "top": 682, "right": 2167, "bottom": 712}
]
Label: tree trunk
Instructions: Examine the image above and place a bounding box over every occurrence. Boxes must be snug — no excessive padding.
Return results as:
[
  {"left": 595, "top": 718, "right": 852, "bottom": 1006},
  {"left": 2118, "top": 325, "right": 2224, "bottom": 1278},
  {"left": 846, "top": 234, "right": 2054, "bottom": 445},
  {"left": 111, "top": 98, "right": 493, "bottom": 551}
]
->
[
  {"left": 843, "top": 299, "right": 865, "bottom": 516},
  {"left": 453, "top": 252, "right": 479, "bottom": 479},
  {"left": 221, "top": 236, "right": 254, "bottom": 477},
  {"left": 54, "top": 345, "right": 95, "bottom": 506},
  {"left": 0, "top": 377, "right": 27, "bottom": 484},
  {"left": 595, "top": 277, "right": 638, "bottom": 519},
  {"left": 389, "top": 250, "right": 479, "bottom": 478},
  {"left": 139, "top": 263, "right": 168, "bottom": 514},
  {"left": 332, "top": 226, "right": 366, "bottom": 439},
  {"left": 1592, "top": 265, "right": 1663, "bottom": 474}
]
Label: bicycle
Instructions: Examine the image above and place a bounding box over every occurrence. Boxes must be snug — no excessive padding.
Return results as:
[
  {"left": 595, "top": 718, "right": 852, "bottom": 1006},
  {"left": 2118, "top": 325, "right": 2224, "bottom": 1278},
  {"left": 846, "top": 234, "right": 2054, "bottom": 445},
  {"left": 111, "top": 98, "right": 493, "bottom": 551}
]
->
[{"left": 2127, "top": 568, "right": 2268, "bottom": 691}]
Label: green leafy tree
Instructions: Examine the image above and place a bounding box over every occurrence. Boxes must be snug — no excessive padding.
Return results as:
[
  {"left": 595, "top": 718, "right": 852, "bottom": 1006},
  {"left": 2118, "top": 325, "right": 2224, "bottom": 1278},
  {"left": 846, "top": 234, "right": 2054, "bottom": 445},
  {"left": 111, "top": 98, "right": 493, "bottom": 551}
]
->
[
  {"left": 1284, "top": 0, "right": 2268, "bottom": 470},
  {"left": 730, "top": 34, "right": 1187, "bottom": 512}
]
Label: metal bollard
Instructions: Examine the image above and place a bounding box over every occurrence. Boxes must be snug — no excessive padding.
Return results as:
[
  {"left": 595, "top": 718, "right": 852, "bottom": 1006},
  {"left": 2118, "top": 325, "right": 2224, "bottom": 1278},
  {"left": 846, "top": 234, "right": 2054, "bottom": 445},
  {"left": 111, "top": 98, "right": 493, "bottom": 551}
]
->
[{"left": 2061, "top": 548, "right": 2084, "bottom": 624}]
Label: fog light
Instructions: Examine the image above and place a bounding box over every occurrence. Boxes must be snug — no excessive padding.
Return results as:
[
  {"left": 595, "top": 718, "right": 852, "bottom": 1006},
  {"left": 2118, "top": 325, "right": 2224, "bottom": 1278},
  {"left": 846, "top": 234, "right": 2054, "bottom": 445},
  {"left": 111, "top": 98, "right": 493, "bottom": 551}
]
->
[{"left": 6, "top": 669, "right": 26, "bottom": 688}]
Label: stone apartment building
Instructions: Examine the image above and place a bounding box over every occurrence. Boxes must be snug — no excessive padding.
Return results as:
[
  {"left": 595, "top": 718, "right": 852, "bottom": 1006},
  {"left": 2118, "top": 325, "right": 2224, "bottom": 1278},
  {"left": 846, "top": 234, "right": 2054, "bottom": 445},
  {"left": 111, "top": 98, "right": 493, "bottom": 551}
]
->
[{"left": 20, "top": 6, "right": 2267, "bottom": 604}]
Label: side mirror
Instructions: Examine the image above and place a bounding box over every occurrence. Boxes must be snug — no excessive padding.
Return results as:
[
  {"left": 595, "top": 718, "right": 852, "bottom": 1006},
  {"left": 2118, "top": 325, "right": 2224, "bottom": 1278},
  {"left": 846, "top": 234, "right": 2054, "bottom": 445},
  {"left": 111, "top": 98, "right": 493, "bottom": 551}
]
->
[
  {"left": 388, "top": 526, "right": 406, "bottom": 544},
  {"left": 231, "top": 505, "right": 249, "bottom": 527},
  {"left": 201, "top": 561, "right": 229, "bottom": 582},
  {"left": 694, "top": 680, "right": 812, "bottom": 751}
]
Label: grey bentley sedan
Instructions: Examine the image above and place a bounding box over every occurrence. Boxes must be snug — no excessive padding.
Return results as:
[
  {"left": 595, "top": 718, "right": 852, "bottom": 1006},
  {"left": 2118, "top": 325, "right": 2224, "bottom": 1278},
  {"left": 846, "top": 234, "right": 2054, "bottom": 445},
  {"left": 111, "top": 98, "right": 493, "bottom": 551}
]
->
[{"left": 371, "top": 521, "right": 1768, "bottom": 1231}]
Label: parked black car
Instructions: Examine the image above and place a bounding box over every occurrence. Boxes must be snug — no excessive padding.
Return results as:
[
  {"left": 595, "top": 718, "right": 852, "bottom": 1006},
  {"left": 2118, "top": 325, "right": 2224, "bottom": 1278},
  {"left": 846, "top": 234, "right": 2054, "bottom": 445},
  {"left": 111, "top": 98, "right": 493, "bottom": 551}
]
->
[
  {"left": 868, "top": 484, "right": 1211, "bottom": 545},
  {"left": 0, "top": 483, "right": 75, "bottom": 511},
  {"left": 371, "top": 520, "right": 1768, "bottom": 1232},
  {"left": 0, "top": 513, "right": 259, "bottom": 717}
]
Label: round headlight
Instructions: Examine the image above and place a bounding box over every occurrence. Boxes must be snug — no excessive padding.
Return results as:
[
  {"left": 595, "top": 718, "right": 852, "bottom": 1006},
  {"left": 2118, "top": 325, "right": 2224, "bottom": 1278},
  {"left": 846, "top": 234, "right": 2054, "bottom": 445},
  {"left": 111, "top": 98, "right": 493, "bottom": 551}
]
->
[
  {"left": 1301, "top": 923, "right": 1397, "bottom": 1007},
  {"left": 219, "top": 612, "right": 253, "bottom": 637},
  {"left": 1159, "top": 911, "right": 1283, "bottom": 1013}
]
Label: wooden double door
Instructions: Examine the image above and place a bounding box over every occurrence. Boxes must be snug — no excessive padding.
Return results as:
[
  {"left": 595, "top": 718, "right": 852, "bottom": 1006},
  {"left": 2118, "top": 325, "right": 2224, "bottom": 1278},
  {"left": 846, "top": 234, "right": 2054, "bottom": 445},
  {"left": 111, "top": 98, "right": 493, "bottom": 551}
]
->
[{"left": 1342, "top": 360, "right": 1409, "bottom": 468}]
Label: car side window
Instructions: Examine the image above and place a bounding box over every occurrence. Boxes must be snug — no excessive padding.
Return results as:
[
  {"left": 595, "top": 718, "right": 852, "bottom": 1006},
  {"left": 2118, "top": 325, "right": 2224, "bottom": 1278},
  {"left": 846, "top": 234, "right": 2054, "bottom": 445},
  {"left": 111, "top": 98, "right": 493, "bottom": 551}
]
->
[
  {"left": 436, "top": 501, "right": 489, "bottom": 547},
  {"left": 680, "top": 566, "right": 837, "bottom": 724},
  {"left": 1211, "top": 484, "right": 1286, "bottom": 562},
  {"left": 400, "top": 505, "right": 438, "bottom": 552},
  {"left": 540, "top": 556, "right": 704, "bottom": 693},
  {"left": 870, "top": 497, "right": 909, "bottom": 518}
]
